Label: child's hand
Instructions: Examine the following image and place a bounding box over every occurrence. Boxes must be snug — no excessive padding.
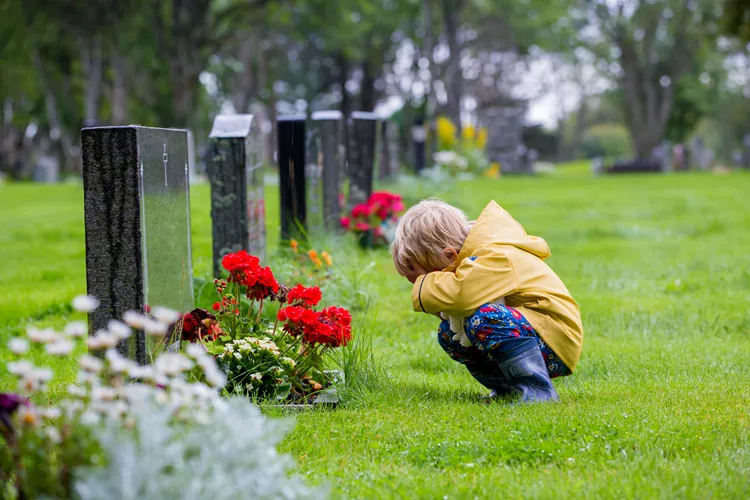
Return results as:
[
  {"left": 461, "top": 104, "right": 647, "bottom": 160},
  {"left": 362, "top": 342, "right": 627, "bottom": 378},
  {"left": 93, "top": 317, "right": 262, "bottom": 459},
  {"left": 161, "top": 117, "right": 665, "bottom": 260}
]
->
[{"left": 404, "top": 262, "right": 428, "bottom": 284}]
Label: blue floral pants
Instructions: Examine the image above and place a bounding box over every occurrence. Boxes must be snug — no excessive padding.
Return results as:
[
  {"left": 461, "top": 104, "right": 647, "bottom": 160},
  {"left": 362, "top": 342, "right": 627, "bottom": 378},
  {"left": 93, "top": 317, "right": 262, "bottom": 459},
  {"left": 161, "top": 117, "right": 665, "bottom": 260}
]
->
[{"left": 437, "top": 304, "right": 571, "bottom": 379}]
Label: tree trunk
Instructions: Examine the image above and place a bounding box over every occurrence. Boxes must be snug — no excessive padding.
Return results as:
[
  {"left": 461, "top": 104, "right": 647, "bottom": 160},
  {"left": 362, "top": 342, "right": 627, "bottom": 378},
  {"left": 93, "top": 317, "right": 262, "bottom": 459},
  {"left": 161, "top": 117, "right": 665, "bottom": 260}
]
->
[
  {"left": 81, "top": 34, "right": 103, "bottom": 125},
  {"left": 441, "top": 0, "right": 463, "bottom": 132},
  {"left": 360, "top": 57, "right": 376, "bottom": 112},
  {"left": 111, "top": 43, "right": 128, "bottom": 125},
  {"left": 423, "top": 0, "right": 438, "bottom": 162},
  {"left": 337, "top": 53, "right": 352, "bottom": 167}
]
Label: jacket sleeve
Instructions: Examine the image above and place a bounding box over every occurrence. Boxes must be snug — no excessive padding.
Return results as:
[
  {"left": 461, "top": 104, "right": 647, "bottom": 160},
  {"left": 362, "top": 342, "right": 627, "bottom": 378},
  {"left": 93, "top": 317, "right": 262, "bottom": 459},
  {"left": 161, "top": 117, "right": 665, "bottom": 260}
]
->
[{"left": 411, "top": 246, "right": 518, "bottom": 317}]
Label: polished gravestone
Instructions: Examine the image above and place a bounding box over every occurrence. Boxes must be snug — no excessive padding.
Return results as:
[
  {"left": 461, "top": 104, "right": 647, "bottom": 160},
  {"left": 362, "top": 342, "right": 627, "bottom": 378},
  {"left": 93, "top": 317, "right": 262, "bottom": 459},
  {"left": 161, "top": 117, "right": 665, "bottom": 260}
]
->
[
  {"left": 348, "top": 112, "right": 377, "bottom": 208},
  {"left": 307, "top": 111, "right": 345, "bottom": 230},
  {"left": 207, "top": 115, "right": 265, "bottom": 275},
  {"left": 81, "top": 126, "right": 194, "bottom": 363},
  {"left": 277, "top": 114, "right": 307, "bottom": 240}
]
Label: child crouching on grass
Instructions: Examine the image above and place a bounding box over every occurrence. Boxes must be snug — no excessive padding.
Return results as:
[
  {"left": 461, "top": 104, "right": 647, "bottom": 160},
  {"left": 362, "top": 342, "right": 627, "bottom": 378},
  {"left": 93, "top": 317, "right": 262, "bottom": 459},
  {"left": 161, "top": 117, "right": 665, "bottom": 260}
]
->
[{"left": 390, "top": 199, "right": 583, "bottom": 402}]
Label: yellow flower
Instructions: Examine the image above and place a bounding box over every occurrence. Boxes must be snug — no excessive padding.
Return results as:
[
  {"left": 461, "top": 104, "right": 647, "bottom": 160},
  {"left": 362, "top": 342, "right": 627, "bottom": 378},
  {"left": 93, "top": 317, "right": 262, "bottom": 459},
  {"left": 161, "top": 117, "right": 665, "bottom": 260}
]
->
[
  {"left": 290, "top": 239, "right": 299, "bottom": 253},
  {"left": 321, "top": 251, "right": 333, "bottom": 267},
  {"left": 462, "top": 125, "right": 476, "bottom": 143},
  {"left": 436, "top": 116, "right": 457, "bottom": 148},
  {"left": 476, "top": 128, "right": 488, "bottom": 149},
  {"left": 485, "top": 162, "right": 501, "bottom": 178},
  {"left": 312, "top": 257, "right": 323, "bottom": 269}
]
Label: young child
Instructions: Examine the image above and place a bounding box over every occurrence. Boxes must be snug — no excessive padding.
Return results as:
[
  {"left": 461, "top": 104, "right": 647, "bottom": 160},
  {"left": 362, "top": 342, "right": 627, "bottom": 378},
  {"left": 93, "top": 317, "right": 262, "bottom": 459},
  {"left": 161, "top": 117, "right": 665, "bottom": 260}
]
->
[{"left": 390, "top": 199, "right": 583, "bottom": 402}]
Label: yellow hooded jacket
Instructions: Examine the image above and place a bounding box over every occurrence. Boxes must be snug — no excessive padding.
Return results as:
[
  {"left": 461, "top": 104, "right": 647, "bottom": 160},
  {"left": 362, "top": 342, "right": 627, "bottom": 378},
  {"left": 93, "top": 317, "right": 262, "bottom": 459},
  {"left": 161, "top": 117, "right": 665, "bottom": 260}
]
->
[{"left": 411, "top": 201, "right": 583, "bottom": 371}]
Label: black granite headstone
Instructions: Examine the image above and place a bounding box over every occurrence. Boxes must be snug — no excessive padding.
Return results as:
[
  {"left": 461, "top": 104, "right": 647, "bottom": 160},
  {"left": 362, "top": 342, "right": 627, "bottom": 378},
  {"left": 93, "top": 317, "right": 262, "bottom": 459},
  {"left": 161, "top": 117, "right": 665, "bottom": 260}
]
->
[
  {"left": 277, "top": 114, "right": 306, "bottom": 240},
  {"left": 81, "top": 126, "right": 194, "bottom": 363},
  {"left": 207, "top": 115, "right": 265, "bottom": 275},
  {"left": 307, "top": 111, "right": 345, "bottom": 230},
  {"left": 348, "top": 112, "right": 377, "bottom": 208}
]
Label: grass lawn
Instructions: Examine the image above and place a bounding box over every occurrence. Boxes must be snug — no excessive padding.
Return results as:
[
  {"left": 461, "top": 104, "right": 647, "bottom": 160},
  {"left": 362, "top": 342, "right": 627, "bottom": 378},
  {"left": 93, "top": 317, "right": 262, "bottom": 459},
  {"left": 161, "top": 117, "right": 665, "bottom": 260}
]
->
[{"left": 1, "top": 165, "right": 749, "bottom": 498}]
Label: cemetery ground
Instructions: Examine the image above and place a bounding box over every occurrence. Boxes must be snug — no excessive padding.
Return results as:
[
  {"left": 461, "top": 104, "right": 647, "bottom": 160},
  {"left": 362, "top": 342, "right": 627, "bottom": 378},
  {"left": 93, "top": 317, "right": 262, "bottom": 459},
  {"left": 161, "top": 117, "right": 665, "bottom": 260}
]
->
[{"left": 1, "top": 164, "right": 749, "bottom": 498}]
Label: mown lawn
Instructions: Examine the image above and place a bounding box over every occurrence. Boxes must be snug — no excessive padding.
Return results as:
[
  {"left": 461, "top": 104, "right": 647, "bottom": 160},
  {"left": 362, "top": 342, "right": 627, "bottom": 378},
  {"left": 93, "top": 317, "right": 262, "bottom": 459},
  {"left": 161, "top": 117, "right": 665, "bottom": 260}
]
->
[{"left": 1, "top": 166, "right": 749, "bottom": 498}]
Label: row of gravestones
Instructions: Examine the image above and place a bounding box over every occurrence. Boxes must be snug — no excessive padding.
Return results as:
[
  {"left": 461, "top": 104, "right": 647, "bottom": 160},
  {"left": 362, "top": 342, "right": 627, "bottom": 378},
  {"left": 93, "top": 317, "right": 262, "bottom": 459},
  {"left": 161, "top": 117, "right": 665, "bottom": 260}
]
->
[{"left": 80, "top": 112, "right": 398, "bottom": 363}]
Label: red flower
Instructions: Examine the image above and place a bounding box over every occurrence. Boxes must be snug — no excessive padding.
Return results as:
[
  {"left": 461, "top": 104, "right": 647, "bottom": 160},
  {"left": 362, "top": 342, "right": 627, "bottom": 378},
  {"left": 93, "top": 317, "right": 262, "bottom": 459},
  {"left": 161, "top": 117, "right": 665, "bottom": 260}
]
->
[
  {"left": 278, "top": 305, "right": 319, "bottom": 337},
  {"left": 244, "top": 266, "right": 279, "bottom": 301},
  {"left": 212, "top": 302, "right": 221, "bottom": 312},
  {"left": 307, "top": 306, "right": 352, "bottom": 347},
  {"left": 222, "top": 250, "right": 261, "bottom": 284},
  {"left": 340, "top": 216, "right": 351, "bottom": 229},
  {"left": 354, "top": 222, "right": 370, "bottom": 232},
  {"left": 391, "top": 200, "right": 405, "bottom": 213},
  {"left": 181, "top": 308, "right": 223, "bottom": 342},
  {"left": 352, "top": 203, "right": 372, "bottom": 219},
  {"left": 287, "top": 284, "right": 322, "bottom": 308}
]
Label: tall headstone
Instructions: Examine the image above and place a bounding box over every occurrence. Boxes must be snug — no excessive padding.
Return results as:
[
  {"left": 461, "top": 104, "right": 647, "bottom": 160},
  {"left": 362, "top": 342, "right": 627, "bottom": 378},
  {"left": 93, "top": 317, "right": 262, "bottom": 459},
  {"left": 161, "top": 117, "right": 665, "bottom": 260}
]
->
[
  {"left": 480, "top": 105, "right": 528, "bottom": 174},
  {"left": 207, "top": 114, "right": 265, "bottom": 276},
  {"left": 379, "top": 120, "right": 400, "bottom": 181},
  {"left": 348, "top": 112, "right": 377, "bottom": 208},
  {"left": 307, "top": 111, "right": 345, "bottom": 230},
  {"left": 81, "top": 126, "right": 194, "bottom": 363},
  {"left": 277, "top": 114, "right": 306, "bottom": 240}
]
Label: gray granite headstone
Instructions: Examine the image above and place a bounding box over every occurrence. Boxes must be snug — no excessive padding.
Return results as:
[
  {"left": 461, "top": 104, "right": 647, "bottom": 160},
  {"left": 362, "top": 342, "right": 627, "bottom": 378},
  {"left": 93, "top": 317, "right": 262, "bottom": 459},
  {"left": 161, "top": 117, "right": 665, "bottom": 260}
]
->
[
  {"left": 277, "top": 114, "right": 307, "bottom": 240},
  {"left": 307, "top": 111, "right": 345, "bottom": 230},
  {"left": 32, "top": 154, "right": 60, "bottom": 183},
  {"left": 348, "top": 112, "right": 377, "bottom": 208},
  {"left": 480, "top": 105, "right": 528, "bottom": 174},
  {"left": 81, "top": 126, "right": 194, "bottom": 363},
  {"left": 207, "top": 115, "right": 265, "bottom": 275},
  {"left": 378, "top": 120, "right": 400, "bottom": 181}
]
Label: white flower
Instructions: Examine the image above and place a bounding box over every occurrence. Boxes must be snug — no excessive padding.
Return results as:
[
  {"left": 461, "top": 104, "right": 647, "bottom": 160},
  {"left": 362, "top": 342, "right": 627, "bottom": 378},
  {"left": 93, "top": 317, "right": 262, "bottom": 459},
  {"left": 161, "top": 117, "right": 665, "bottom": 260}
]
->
[
  {"left": 186, "top": 343, "right": 207, "bottom": 359},
  {"left": 64, "top": 321, "right": 88, "bottom": 338},
  {"left": 250, "top": 372, "right": 262, "bottom": 381},
  {"left": 107, "top": 320, "right": 131, "bottom": 340},
  {"left": 46, "top": 338, "right": 74, "bottom": 356},
  {"left": 67, "top": 384, "right": 87, "bottom": 398},
  {"left": 80, "top": 410, "right": 100, "bottom": 426},
  {"left": 105, "top": 349, "right": 135, "bottom": 374},
  {"left": 128, "top": 365, "right": 155, "bottom": 381},
  {"left": 30, "top": 367, "right": 54, "bottom": 383},
  {"left": 72, "top": 295, "right": 100, "bottom": 313},
  {"left": 123, "top": 310, "right": 148, "bottom": 329},
  {"left": 45, "top": 427, "right": 61, "bottom": 444},
  {"left": 41, "top": 407, "right": 61, "bottom": 420},
  {"left": 27, "top": 326, "right": 58, "bottom": 344},
  {"left": 151, "top": 306, "right": 180, "bottom": 325},
  {"left": 9, "top": 338, "right": 29, "bottom": 354},
  {"left": 143, "top": 319, "right": 168, "bottom": 337},
  {"left": 92, "top": 387, "right": 117, "bottom": 402},
  {"left": 88, "top": 330, "right": 118, "bottom": 351},
  {"left": 203, "top": 366, "right": 227, "bottom": 388},
  {"left": 233, "top": 352, "right": 242, "bottom": 360},
  {"left": 7, "top": 361, "right": 32, "bottom": 376},
  {"left": 281, "top": 357, "right": 297, "bottom": 368},
  {"left": 154, "top": 353, "right": 194, "bottom": 377},
  {"left": 79, "top": 355, "right": 104, "bottom": 374}
]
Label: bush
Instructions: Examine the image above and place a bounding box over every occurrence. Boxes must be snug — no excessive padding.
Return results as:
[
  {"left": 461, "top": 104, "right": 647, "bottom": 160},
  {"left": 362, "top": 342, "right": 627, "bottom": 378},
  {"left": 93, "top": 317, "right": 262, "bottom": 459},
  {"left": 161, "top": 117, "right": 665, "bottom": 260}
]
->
[{"left": 580, "top": 123, "right": 632, "bottom": 159}]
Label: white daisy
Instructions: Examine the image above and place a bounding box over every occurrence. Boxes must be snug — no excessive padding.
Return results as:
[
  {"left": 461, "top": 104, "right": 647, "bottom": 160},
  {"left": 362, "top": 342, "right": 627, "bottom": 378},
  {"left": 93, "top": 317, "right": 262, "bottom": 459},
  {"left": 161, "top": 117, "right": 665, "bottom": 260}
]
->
[
  {"left": 72, "top": 295, "right": 100, "bottom": 313},
  {"left": 151, "top": 306, "right": 181, "bottom": 324},
  {"left": 9, "top": 338, "right": 29, "bottom": 354},
  {"left": 64, "top": 321, "right": 88, "bottom": 337},
  {"left": 107, "top": 320, "right": 131, "bottom": 340}
]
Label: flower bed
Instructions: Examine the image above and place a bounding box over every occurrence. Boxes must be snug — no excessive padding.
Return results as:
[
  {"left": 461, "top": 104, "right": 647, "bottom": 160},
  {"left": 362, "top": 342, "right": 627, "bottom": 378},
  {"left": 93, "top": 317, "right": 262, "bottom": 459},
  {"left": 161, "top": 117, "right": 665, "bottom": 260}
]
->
[
  {"left": 340, "top": 191, "right": 405, "bottom": 248},
  {"left": 175, "top": 250, "right": 352, "bottom": 404}
]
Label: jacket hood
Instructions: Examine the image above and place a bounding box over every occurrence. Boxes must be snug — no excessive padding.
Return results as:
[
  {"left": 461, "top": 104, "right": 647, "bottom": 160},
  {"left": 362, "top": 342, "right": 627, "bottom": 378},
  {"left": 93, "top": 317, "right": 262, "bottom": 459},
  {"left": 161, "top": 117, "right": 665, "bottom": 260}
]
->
[{"left": 448, "top": 201, "right": 550, "bottom": 270}]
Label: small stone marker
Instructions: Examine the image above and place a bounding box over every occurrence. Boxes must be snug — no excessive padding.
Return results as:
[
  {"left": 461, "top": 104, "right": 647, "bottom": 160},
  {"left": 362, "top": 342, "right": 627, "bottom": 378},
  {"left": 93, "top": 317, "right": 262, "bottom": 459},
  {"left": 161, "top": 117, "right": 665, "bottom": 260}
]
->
[
  {"left": 348, "top": 112, "right": 377, "bottom": 208},
  {"left": 81, "top": 126, "right": 194, "bottom": 363},
  {"left": 307, "top": 111, "right": 345, "bottom": 230},
  {"left": 207, "top": 115, "right": 265, "bottom": 276},
  {"left": 277, "top": 114, "right": 307, "bottom": 240}
]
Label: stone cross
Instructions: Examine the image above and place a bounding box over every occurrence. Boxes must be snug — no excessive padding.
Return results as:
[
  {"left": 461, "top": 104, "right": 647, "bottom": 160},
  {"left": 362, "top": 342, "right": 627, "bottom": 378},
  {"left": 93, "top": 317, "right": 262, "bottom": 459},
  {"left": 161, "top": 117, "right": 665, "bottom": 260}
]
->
[
  {"left": 348, "top": 112, "right": 377, "bottom": 208},
  {"left": 277, "top": 114, "right": 307, "bottom": 240},
  {"left": 207, "top": 115, "right": 265, "bottom": 276},
  {"left": 81, "top": 126, "right": 194, "bottom": 363},
  {"left": 307, "top": 111, "right": 345, "bottom": 230}
]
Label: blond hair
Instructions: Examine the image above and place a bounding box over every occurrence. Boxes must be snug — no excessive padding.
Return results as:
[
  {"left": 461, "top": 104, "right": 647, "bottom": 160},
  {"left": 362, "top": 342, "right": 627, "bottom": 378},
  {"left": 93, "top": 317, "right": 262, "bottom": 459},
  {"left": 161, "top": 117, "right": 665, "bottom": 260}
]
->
[{"left": 390, "top": 199, "right": 470, "bottom": 276}]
